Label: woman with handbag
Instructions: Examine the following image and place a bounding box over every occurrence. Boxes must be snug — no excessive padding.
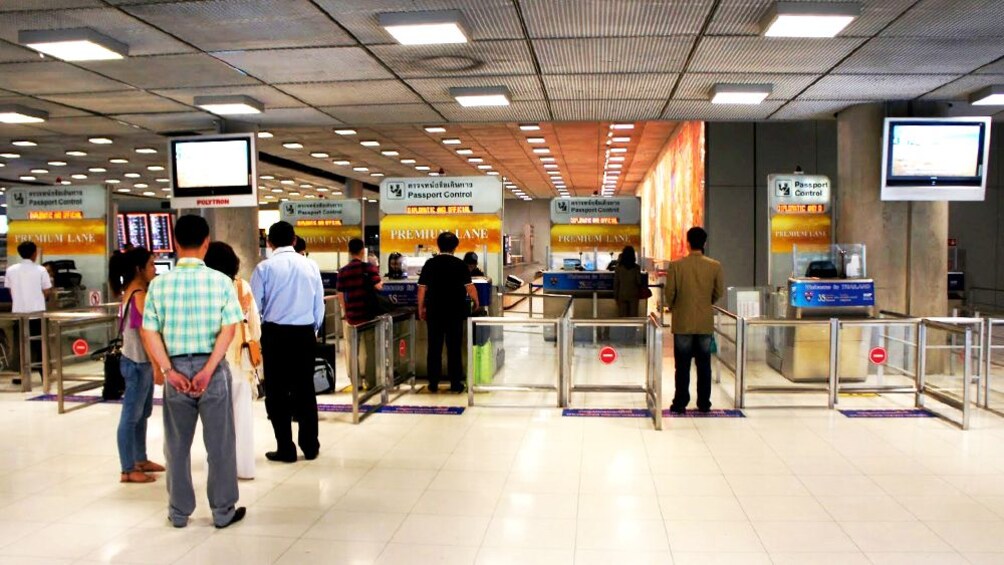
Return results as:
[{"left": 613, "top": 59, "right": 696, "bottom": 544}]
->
[
  {"left": 205, "top": 242, "right": 262, "bottom": 480},
  {"left": 108, "top": 247, "right": 164, "bottom": 484}
]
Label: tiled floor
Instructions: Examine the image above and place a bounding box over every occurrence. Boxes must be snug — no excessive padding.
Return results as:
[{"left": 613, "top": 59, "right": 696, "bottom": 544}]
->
[{"left": 5, "top": 373, "right": 1004, "bottom": 565}]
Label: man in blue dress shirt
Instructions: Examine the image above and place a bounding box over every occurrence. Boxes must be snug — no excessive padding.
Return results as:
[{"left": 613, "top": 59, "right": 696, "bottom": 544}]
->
[{"left": 251, "top": 221, "right": 325, "bottom": 463}]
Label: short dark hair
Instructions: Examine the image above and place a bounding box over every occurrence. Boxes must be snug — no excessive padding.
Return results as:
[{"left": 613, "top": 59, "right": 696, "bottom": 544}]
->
[
  {"left": 267, "top": 221, "right": 296, "bottom": 247},
  {"left": 348, "top": 238, "right": 365, "bottom": 255},
  {"left": 687, "top": 227, "right": 708, "bottom": 251},
  {"left": 174, "top": 215, "right": 210, "bottom": 250},
  {"left": 620, "top": 246, "right": 637, "bottom": 268},
  {"left": 294, "top": 237, "right": 307, "bottom": 253},
  {"left": 437, "top": 232, "right": 459, "bottom": 253},
  {"left": 17, "top": 241, "right": 37, "bottom": 259},
  {"left": 204, "top": 241, "right": 240, "bottom": 280},
  {"left": 463, "top": 251, "right": 478, "bottom": 265}
]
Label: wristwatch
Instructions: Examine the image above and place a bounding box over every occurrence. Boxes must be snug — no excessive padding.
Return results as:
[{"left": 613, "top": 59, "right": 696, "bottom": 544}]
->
[{"left": 160, "top": 366, "right": 172, "bottom": 379}]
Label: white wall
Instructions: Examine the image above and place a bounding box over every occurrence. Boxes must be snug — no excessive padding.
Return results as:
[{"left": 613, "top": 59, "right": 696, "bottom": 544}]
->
[{"left": 503, "top": 199, "right": 550, "bottom": 264}]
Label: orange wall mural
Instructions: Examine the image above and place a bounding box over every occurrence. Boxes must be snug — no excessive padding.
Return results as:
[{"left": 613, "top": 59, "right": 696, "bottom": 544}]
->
[{"left": 637, "top": 121, "right": 705, "bottom": 262}]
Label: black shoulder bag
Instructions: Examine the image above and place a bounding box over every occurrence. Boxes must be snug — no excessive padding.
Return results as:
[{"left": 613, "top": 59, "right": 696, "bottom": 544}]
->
[
  {"left": 95, "top": 290, "right": 139, "bottom": 401},
  {"left": 364, "top": 269, "right": 395, "bottom": 318}
]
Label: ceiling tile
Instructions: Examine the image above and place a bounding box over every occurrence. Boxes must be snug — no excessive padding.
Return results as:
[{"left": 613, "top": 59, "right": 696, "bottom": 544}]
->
[
  {"left": 522, "top": 0, "right": 713, "bottom": 38},
  {"left": 976, "top": 59, "right": 1004, "bottom": 74},
  {"left": 543, "top": 74, "right": 678, "bottom": 100},
  {"left": 215, "top": 47, "right": 393, "bottom": 83},
  {"left": 920, "top": 74, "right": 1004, "bottom": 101},
  {"left": 882, "top": 0, "right": 1004, "bottom": 38},
  {"left": 224, "top": 107, "right": 343, "bottom": 127},
  {"left": 0, "top": 0, "right": 104, "bottom": 9},
  {"left": 315, "top": 0, "right": 524, "bottom": 44},
  {"left": 277, "top": 80, "right": 422, "bottom": 106},
  {"left": 40, "top": 90, "right": 192, "bottom": 114},
  {"left": 0, "top": 7, "right": 193, "bottom": 55},
  {"left": 690, "top": 37, "right": 866, "bottom": 73},
  {"left": 662, "top": 99, "right": 785, "bottom": 120},
  {"left": 770, "top": 100, "right": 851, "bottom": 120},
  {"left": 0, "top": 94, "right": 90, "bottom": 118},
  {"left": 111, "top": 111, "right": 217, "bottom": 133},
  {"left": 122, "top": 0, "right": 356, "bottom": 51},
  {"left": 369, "top": 40, "right": 536, "bottom": 78},
  {"left": 324, "top": 103, "right": 443, "bottom": 125},
  {"left": 835, "top": 38, "right": 1004, "bottom": 75},
  {"left": 0, "top": 61, "right": 126, "bottom": 95},
  {"left": 80, "top": 54, "right": 258, "bottom": 89},
  {"left": 432, "top": 101, "right": 550, "bottom": 122},
  {"left": 0, "top": 42, "right": 43, "bottom": 63},
  {"left": 673, "top": 73, "right": 817, "bottom": 100},
  {"left": 406, "top": 75, "right": 544, "bottom": 103},
  {"left": 534, "top": 37, "right": 694, "bottom": 73},
  {"left": 151, "top": 85, "right": 305, "bottom": 108},
  {"left": 551, "top": 100, "right": 666, "bottom": 121},
  {"left": 801, "top": 74, "right": 960, "bottom": 100},
  {"left": 708, "top": 0, "right": 915, "bottom": 37},
  {"left": 34, "top": 115, "right": 144, "bottom": 135}
]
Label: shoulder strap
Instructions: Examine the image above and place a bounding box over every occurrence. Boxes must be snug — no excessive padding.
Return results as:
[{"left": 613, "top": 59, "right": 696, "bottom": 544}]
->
[{"left": 118, "top": 289, "right": 141, "bottom": 339}]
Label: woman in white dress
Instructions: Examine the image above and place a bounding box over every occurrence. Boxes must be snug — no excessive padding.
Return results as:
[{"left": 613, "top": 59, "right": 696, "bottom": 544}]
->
[{"left": 205, "top": 241, "right": 262, "bottom": 480}]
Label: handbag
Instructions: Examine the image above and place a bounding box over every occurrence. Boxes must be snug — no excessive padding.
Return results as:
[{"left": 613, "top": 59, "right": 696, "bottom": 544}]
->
[
  {"left": 96, "top": 289, "right": 139, "bottom": 401},
  {"left": 638, "top": 271, "right": 653, "bottom": 300},
  {"left": 364, "top": 267, "right": 395, "bottom": 317},
  {"left": 235, "top": 281, "right": 263, "bottom": 368}
]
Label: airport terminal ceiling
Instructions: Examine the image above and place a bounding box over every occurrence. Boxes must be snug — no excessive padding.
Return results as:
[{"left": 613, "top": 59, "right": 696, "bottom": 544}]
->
[{"left": 0, "top": 0, "right": 1003, "bottom": 203}]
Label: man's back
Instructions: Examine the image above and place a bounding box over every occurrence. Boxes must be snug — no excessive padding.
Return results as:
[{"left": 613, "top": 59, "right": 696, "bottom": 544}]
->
[
  {"left": 336, "top": 259, "right": 380, "bottom": 326},
  {"left": 419, "top": 254, "right": 471, "bottom": 319},
  {"left": 666, "top": 253, "right": 724, "bottom": 335},
  {"left": 5, "top": 260, "right": 50, "bottom": 314},
  {"left": 252, "top": 248, "right": 324, "bottom": 329}
]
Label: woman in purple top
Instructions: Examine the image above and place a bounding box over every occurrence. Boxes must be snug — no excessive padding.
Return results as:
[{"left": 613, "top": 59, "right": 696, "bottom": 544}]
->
[{"left": 109, "top": 247, "right": 164, "bottom": 484}]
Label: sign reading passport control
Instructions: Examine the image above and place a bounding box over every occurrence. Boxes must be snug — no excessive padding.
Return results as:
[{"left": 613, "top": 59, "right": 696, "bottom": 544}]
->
[{"left": 380, "top": 177, "right": 502, "bottom": 214}]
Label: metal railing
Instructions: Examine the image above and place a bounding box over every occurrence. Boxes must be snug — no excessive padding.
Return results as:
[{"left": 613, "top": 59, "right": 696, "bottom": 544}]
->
[
  {"left": 47, "top": 312, "right": 118, "bottom": 414},
  {"left": 344, "top": 311, "right": 418, "bottom": 424},
  {"left": 0, "top": 312, "right": 46, "bottom": 393},
  {"left": 918, "top": 319, "right": 974, "bottom": 430},
  {"left": 321, "top": 294, "right": 343, "bottom": 352}
]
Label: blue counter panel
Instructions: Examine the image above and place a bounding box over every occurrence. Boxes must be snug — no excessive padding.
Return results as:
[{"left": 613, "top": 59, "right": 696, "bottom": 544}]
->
[
  {"left": 380, "top": 279, "right": 492, "bottom": 308},
  {"left": 789, "top": 279, "right": 875, "bottom": 308},
  {"left": 542, "top": 271, "right": 614, "bottom": 292}
]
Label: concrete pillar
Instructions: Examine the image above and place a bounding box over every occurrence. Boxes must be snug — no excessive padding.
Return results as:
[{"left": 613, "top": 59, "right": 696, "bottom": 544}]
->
[{"left": 836, "top": 103, "right": 947, "bottom": 316}]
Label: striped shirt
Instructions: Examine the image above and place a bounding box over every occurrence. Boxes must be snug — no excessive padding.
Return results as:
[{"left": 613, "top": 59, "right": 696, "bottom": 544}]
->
[{"left": 142, "top": 258, "right": 244, "bottom": 356}]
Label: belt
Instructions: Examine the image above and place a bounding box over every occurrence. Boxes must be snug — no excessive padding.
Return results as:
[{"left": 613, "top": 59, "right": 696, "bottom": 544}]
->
[{"left": 169, "top": 353, "right": 211, "bottom": 359}]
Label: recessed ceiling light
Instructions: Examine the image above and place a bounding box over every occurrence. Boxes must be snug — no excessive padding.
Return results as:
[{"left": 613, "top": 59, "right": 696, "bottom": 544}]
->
[
  {"left": 195, "top": 94, "right": 264, "bottom": 115},
  {"left": 381, "top": 150, "right": 400, "bottom": 156},
  {"left": 415, "top": 165, "right": 431, "bottom": 171},
  {"left": 135, "top": 147, "right": 157, "bottom": 154},
  {"left": 88, "top": 167, "right": 107, "bottom": 173},
  {"left": 333, "top": 160, "right": 351, "bottom": 166},
  {"left": 610, "top": 147, "right": 628, "bottom": 154},
  {"left": 334, "top": 129, "right": 357, "bottom": 135},
  {"left": 289, "top": 191, "right": 301, "bottom": 196},
  {"left": 12, "top": 140, "right": 36, "bottom": 147},
  {"left": 400, "top": 158, "right": 416, "bottom": 164},
  {"left": 540, "top": 156, "right": 556, "bottom": 163},
  {"left": 609, "top": 156, "right": 626, "bottom": 162},
  {"left": 282, "top": 142, "right": 303, "bottom": 149},
  {"left": 611, "top": 136, "right": 631, "bottom": 143},
  {"left": 20, "top": 27, "right": 129, "bottom": 61},
  {"left": 71, "top": 174, "right": 87, "bottom": 179},
  {"left": 486, "top": 171, "right": 499, "bottom": 175},
  {"left": 142, "top": 191, "right": 156, "bottom": 196},
  {"left": 450, "top": 86, "right": 511, "bottom": 107},
  {"left": 147, "top": 165, "right": 164, "bottom": 171},
  {"left": 710, "top": 83, "right": 773, "bottom": 104},
  {"left": 310, "top": 152, "right": 330, "bottom": 158},
  {"left": 280, "top": 179, "right": 295, "bottom": 185},
  {"left": 442, "top": 138, "right": 462, "bottom": 145},
  {"left": 429, "top": 172, "right": 441, "bottom": 176},
  {"left": 66, "top": 150, "right": 87, "bottom": 157},
  {"left": 135, "top": 183, "right": 148, "bottom": 189},
  {"left": 89, "top": 137, "right": 113, "bottom": 145},
  {"left": 760, "top": 1, "right": 860, "bottom": 37},
  {"left": 109, "top": 158, "right": 128, "bottom": 164},
  {"left": 271, "top": 188, "right": 283, "bottom": 193},
  {"left": 124, "top": 172, "right": 141, "bottom": 178},
  {"left": 468, "top": 158, "right": 483, "bottom": 163},
  {"left": 299, "top": 184, "right": 313, "bottom": 189},
  {"left": 970, "top": 85, "right": 1004, "bottom": 105},
  {"left": 526, "top": 137, "right": 545, "bottom": 144},
  {"left": 1, "top": 152, "right": 20, "bottom": 159},
  {"left": 424, "top": 126, "right": 447, "bottom": 134},
  {"left": 116, "top": 188, "right": 130, "bottom": 192},
  {"left": 19, "top": 175, "right": 36, "bottom": 181},
  {"left": 476, "top": 164, "right": 492, "bottom": 170},
  {"left": 106, "top": 179, "right": 121, "bottom": 184},
  {"left": 156, "top": 178, "right": 169, "bottom": 183},
  {"left": 610, "top": 123, "right": 635, "bottom": 130},
  {"left": 0, "top": 104, "right": 48, "bottom": 124},
  {"left": 608, "top": 164, "right": 623, "bottom": 169},
  {"left": 257, "top": 131, "right": 273, "bottom": 138},
  {"left": 519, "top": 124, "right": 540, "bottom": 131},
  {"left": 48, "top": 161, "right": 68, "bottom": 167},
  {"left": 379, "top": 9, "right": 469, "bottom": 45},
  {"left": 547, "top": 171, "right": 562, "bottom": 176},
  {"left": 371, "top": 172, "right": 385, "bottom": 177},
  {"left": 543, "top": 164, "right": 558, "bottom": 169},
  {"left": 456, "top": 148, "right": 474, "bottom": 155},
  {"left": 532, "top": 148, "right": 550, "bottom": 154},
  {"left": 360, "top": 140, "right": 381, "bottom": 147},
  {"left": 353, "top": 166, "right": 370, "bottom": 172},
  {"left": 260, "top": 175, "right": 274, "bottom": 180},
  {"left": 30, "top": 168, "right": 48, "bottom": 174}
]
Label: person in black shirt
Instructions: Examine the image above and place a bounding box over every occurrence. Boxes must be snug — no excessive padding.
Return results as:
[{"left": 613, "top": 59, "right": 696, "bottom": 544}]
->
[
  {"left": 418, "top": 233, "right": 480, "bottom": 393},
  {"left": 463, "top": 252, "right": 485, "bottom": 277}
]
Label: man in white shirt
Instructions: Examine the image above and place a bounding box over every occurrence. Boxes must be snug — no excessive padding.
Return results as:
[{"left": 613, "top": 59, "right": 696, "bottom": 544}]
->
[{"left": 4, "top": 241, "right": 53, "bottom": 383}]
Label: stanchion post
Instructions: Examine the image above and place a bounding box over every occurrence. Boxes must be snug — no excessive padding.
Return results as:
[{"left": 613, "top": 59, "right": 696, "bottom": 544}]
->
[
  {"left": 963, "top": 327, "right": 973, "bottom": 430},
  {"left": 828, "top": 318, "right": 839, "bottom": 409},
  {"left": 349, "top": 326, "right": 360, "bottom": 424},
  {"left": 985, "top": 319, "right": 993, "bottom": 409},
  {"left": 735, "top": 317, "right": 745, "bottom": 410},
  {"left": 916, "top": 323, "right": 927, "bottom": 409},
  {"left": 466, "top": 317, "right": 475, "bottom": 406},
  {"left": 409, "top": 314, "right": 417, "bottom": 391},
  {"left": 378, "top": 316, "right": 390, "bottom": 406}
]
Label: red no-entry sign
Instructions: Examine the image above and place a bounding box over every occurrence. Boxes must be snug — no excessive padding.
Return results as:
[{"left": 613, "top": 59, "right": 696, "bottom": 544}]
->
[
  {"left": 72, "top": 339, "right": 89, "bottom": 357},
  {"left": 869, "top": 346, "right": 888, "bottom": 365},
  {"left": 399, "top": 339, "right": 407, "bottom": 358},
  {"left": 599, "top": 346, "right": 618, "bottom": 365}
]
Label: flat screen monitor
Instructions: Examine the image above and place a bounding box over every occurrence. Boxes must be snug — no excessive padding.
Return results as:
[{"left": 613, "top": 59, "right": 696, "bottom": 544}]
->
[
  {"left": 881, "top": 117, "right": 992, "bottom": 201},
  {"left": 149, "top": 213, "right": 174, "bottom": 254},
  {"left": 125, "top": 213, "right": 150, "bottom": 250},
  {"left": 116, "top": 214, "right": 127, "bottom": 249},
  {"left": 154, "top": 260, "right": 173, "bottom": 275},
  {"left": 169, "top": 134, "right": 255, "bottom": 198}
]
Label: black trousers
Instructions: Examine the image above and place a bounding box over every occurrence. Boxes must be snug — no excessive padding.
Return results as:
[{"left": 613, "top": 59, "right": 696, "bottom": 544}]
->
[
  {"left": 672, "top": 334, "right": 713, "bottom": 410},
  {"left": 261, "top": 323, "right": 319, "bottom": 456},
  {"left": 426, "top": 316, "right": 464, "bottom": 388}
]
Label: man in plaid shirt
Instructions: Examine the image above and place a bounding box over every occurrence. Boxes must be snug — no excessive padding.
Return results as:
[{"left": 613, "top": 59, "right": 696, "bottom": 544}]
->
[{"left": 141, "top": 215, "right": 246, "bottom": 529}]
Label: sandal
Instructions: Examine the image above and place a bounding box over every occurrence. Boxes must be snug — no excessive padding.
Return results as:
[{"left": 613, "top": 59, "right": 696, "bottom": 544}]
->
[
  {"left": 136, "top": 460, "right": 166, "bottom": 473},
  {"left": 120, "top": 470, "right": 156, "bottom": 483}
]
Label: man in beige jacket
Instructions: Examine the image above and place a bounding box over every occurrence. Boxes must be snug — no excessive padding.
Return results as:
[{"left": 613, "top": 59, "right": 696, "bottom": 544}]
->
[{"left": 665, "top": 227, "right": 724, "bottom": 414}]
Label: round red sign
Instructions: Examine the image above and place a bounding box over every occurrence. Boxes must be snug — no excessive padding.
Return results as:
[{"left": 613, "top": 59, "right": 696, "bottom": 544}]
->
[
  {"left": 599, "top": 346, "right": 618, "bottom": 365},
  {"left": 869, "top": 346, "right": 888, "bottom": 365},
  {"left": 72, "top": 339, "right": 89, "bottom": 357},
  {"left": 399, "top": 339, "right": 407, "bottom": 359}
]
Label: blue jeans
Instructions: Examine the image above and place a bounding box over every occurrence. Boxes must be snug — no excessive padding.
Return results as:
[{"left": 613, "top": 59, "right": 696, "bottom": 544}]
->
[
  {"left": 672, "top": 334, "right": 713, "bottom": 410},
  {"left": 117, "top": 357, "right": 154, "bottom": 472}
]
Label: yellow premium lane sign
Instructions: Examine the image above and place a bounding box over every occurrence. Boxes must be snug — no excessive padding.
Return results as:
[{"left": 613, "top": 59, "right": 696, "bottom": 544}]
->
[
  {"left": 550, "top": 224, "right": 642, "bottom": 252},
  {"left": 380, "top": 214, "right": 501, "bottom": 254},
  {"left": 7, "top": 219, "right": 107, "bottom": 256},
  {"left": 769, "top": 213, "right": 832, "bottom": 253}
]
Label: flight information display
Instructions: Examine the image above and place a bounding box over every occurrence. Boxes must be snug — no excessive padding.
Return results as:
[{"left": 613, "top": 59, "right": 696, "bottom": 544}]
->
[
  {"left": 149, "top": 213, "right": 174, "bottom": 254},
  {"left": 125, "top": 214, "right": 150, "bottom": 250},
  {"left": 117, "top": 215, "right": 127, "bottom": 249}
]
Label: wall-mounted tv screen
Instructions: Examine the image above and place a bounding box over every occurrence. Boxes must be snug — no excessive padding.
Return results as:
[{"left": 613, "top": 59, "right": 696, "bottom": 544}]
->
[
  {"left": 169, "top": 133, "right": 256, "bottom": 203},
  {"left": 881, "top": 117, "right": 992, "bottom": 201}
]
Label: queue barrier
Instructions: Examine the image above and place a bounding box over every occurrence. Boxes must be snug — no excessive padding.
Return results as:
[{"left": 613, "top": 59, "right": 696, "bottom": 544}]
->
[
  {"left": 0, "top": 313, "right": 47, "bottom": 393},
  {"left": 47, "top": 312, "right": 118, "bottom": 414},
  {"left": 344, "top": 310, "right": 417, "bottom": 424}
]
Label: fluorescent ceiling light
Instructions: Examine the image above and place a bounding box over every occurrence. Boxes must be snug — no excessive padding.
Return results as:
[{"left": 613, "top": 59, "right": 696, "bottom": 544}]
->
[
  {"left": 334, "top": 129, "right": 357, "bottom": 135},
  {"left": 415, "top": 165, "right": 431, "bottom": 171},
  {"left": 271, "top": 188, "right": 283, "bottom": 193},
  {"left": 135, "top": 147, "right": 157, "bottom": 154},
  {"left": 381, "top": 150, "right": 400, "bottom": 156},
  {"left": 282, "top": 142, "right": 303, "bottom": 149},
  {"left": 486, "top": 171, "right": 499, "bottom": 176},
  {"left": 116, "top": 187, "right": 130, "bottom": 192},
  {"left": 371, "top": 173, "right": 385, "bottom": 177},
  {"left": 710, "top": 83, "right": 773, "bottom": 104},
  {"left": 66, "top": 150, "right": 87, "bottom": 157},
  {"left": 48, "top": 161, "right": 67, "bottom": 166},
  {"left": 257, "top": 131, "right": 273, "bottom": 138},
  {"left": 353, "top": 167, "right": 369, "bottom": 172},
  {"left": 547, "top": 171, "right": 562, "bottom": 176},
  {"left": 760, "top": 2, "right": 860, "bottom": 37},
  {"left": 970, "top": 85, "right": 1004, "bottom": 105},
  {"left": 526, "top": 137, "right": 545, "bottom": 144},
  {"left": 360, "top": 140, "right": 381, "bottom": 147},
  {"left": 316, "top": 187, "right": 329, "bottom": 192},
  {"left": 12, "top": 140, "right": 36, "bottom": 147},
  {"left": 532, "top": 148, "right": 550, "bottom": 154},
  {"left": 300, "top": 184, "right": 312, "bottom": 189},
  {"left": 0, "top": 104, "right": 48, "bottom": 124},
  {"left": 71, "top": 174, "right": 87, "bottom": 180},
  {"left": 1, "top": 152, "right": 20, "bottom": 159},
  {"left": 442, "top": 138, "right": 462, "bottom": 145},
  {"left": 519, "top": 124, "right": 540, "bottom": 131},
  {"left": 61, "top": 181, "right": 71, "bottom": 185},
  {"left": 333, "top": 160, "right": 351, "bottom": 166},
  {"left": 608, "top": 164, "right": 623, "bottom": 169},
  {"left": 106, "top": 179, "right": 120, "bottom": 184},
  {"left": 194, "top": 94, "right": 264, "bottom": 115},
  {"left": 379, "top": 10, "right": 469, "bottom": 45},
  {"left": 609, "top": 147, "right": 627, "bottom": 154},
  {"left": 468, "top": 158, "right": 483, "bottom": 163},
  {"left": 400, "top": 158, "right": 416, "bottom": 164},
  {"left": 543, "top": 164, "right": 558, "bottom": 169},
  {"left": 20, "top": 27, "right": 128, "bottom": 61},
  {"left": 89, "top": 167, "right": 107, "bottom": 173},
  {"left": 540, "top": 156, "right": 556, "bottom": 163},
  {"left": 135, "top": 183, "right": 148, "bottom": 189},
  {"left": 456, "top": 148, "right": 474, "bottom": 155},
  {"left": 147, "top": 165, "right": 164, "bottom": 171},
  {"left": 450, "top": 86, "right": 511, "bottom": 107},
  {"left": 424, "top": 126, "right": 447, "bottom": 133},
  {"left": 124, "top": 172, "right": 141, "bottom": 178},
  {"left": 89, "top": 137, "right": 113, "bottom": 144},
  {"left": 310, "top": 152, "right": 330, "bottom": 158},
  {"left": 30, "top": 168, "right": 48, "bottom": 174},
  {"left": 429, "top": 172, "right": 441, "bottom": 176},
  {"left": 477, "top": 164, "right": 492, "bottom": 170},
  {"left": 280, "top": 179, "right": 295, "bottom": 185},
  {"left": 609, "top": 156, "right": 626, "bottom": 162},
  {"left": 610, "top": 123, "right": 635, "bottom": 130},
  {"left": 19, "top": 175, "right": 36, "bottom": 181},
  {"left": 109, "top": 158, "right": 128, "bottom": 164},
  {"left": 610, "top": 136, "right": 631, "bottom": 143},
  {"left": 157, "top": 178, "right": 169, "bottom": 183}
]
